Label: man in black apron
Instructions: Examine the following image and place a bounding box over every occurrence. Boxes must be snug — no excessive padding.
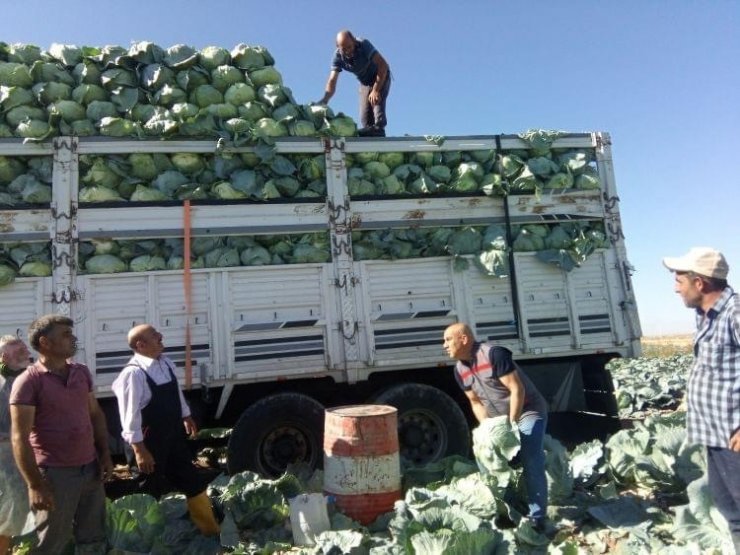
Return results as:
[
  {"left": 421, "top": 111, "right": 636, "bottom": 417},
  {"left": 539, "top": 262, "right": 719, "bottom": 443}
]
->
[{"left": 111, "top": 324, "right": 219, "bottom": 536}]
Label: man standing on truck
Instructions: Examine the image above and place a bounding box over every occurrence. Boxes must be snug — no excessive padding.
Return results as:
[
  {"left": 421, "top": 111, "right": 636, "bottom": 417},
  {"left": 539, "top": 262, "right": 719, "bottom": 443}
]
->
[
  {"left": 10, "top": 315, "right": 113, "bottom": 554},
  {"left": 443, "top": 322, "right": 549, "bottom": 532},
  {"left": 663, "top": 247, "right": 740, "bottom": 552},
  {"left": 0, "top": 336, "right": 32, "bottom": 555},
  {"left": 111, "top": 324, "right": 220, "bottom": 536},
  {"left": 318, "top": 29, "right": 391, "bottom": 137}
]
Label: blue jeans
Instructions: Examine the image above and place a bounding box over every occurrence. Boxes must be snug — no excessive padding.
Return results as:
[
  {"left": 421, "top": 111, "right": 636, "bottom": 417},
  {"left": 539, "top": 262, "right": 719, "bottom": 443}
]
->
[
  {"left": 518, "top": 411, "right": 548, "bottom": 521},
  {"left": 707, "top": 446, "right": 740, "bottom": 552}
]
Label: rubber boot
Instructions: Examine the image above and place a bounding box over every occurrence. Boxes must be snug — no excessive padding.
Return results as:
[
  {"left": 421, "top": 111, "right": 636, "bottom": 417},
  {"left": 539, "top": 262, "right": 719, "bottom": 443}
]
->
[{"left": 186, "top": 491, "right": 220, "bottom": 536}]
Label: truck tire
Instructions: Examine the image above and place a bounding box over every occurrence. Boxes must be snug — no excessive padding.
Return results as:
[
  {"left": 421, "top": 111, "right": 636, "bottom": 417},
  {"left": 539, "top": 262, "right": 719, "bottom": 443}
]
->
[
  {"left": 227, "top": 392, "right": 325, "bottom": 477},
  {"left": 374, "top": 383, "right": 471, "bottom": 465}
]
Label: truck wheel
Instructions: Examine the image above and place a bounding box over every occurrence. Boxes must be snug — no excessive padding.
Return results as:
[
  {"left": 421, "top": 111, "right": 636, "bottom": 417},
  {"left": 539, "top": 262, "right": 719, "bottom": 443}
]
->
[
  {"left": 227, "top": 392, "right": 325, "bottom": 477},
  {"left": 374, "top": 383, "right": 471, "bottom": 465}
]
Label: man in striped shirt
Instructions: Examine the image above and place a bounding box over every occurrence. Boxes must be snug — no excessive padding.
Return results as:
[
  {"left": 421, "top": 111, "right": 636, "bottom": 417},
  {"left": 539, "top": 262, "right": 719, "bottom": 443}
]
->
[{"left": 663, "top": 247, "right": 740, "bottom": 551}]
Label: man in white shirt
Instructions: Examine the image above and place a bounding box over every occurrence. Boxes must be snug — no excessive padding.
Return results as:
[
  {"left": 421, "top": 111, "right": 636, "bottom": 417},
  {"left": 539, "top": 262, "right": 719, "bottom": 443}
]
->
[{"left": 111, "top": 324, "right": 219, "bottom": 536}]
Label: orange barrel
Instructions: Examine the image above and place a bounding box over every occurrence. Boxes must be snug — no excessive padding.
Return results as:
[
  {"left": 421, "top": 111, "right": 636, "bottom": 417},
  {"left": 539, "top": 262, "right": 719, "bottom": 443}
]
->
[{"left": 323, "top": 405, "right": 401, "bottom": 525}]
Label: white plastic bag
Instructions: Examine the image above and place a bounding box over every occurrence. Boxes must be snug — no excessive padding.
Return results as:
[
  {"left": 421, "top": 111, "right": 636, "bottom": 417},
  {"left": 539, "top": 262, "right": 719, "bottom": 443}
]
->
[{"left": 288, "top": 493, "right": 331, "bottom": 546}]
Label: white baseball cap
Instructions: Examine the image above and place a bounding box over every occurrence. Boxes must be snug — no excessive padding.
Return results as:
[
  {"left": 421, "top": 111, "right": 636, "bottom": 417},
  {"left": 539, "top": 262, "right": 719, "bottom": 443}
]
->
[{"left": 662, "top": 247, "right": 729, "bottom": 279}]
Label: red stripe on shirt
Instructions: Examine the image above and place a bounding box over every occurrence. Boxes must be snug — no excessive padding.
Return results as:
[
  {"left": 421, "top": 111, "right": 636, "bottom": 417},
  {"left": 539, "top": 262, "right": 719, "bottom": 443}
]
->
[{"left": 458, "top": 362, "right": 491, "bottom": 381}]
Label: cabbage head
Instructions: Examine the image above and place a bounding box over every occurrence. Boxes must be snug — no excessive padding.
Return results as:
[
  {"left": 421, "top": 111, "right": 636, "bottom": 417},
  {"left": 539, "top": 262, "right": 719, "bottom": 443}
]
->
[
  {"left": 21, "top": 181, "right": 52, "bottom": 204},
  {"left": 231, "top": 44, "right": 269, "bottom": 71},
  {"left": 446, "top": 227, "right": 483, "bottom": 255},
  {"left": 130, "top": 185, "right": 168, "bottom": 202},
  {"left": 254, "top": 118, "right": 287, "bottom": 138},
  {"left": 224, "top": 83, "right": 256, "bottom": 106},
  {"left": 19, "top": 261, "right": 52, "bottom": 277},
  {"left": 378, "top": 152, "right": 404, "bottom": 170},
  {"left": 249, "top": 67, "right": 283, "bottom": 88},
  {"left": 291, "top": 244, "right": 331, "bottom": 264},
  {"left": 170, "top": 153, "right": 204, "bottom": 175},
  {"left": 257, "top": 84, "right": 291, "bottom": 108},
  {"left": 129, "top": 255, "right": 167, "bottom": 272},
  {"left": 327, "top": 115, "right": 356, "bottom": 137},
  {"left": 85, "top": 254, "right": 127, "bottom": 274},
  {"left": 0, "top": 265, "right": 17, "bottom": 286},
  {"left": 0, "top": 62, "right": 33, "bottom": 87},
  {"left": 86, "top": 101, "right": 118, "bottom": 123},
  {"left": 79, "top": 187, "right": 124, "bottom": 203},
  {"left": 189, "top": 84, "right": 223, "bottom": 108},
  {"left": 0, "top": 157, "right": 26, "bottom": 185},
  {"left": 289, "top": 120, "right": 317, "bottom": 137},
  {"left": 545, "top": 172, "right": 574, "bottom": 189},
  {"left": 6, "top": 106, "right": 45, "bottom": 128},
  {"left": 33, "top": 81, "right": 72, "bottom": 105},
  {"left": 364, "top": 161, "right": 390, "bottom": 179},
  {"left": 16, "top": 120, "right": 52, "bottom": 140},
  {"left": 240, "top": 245, "right": 271, "bottom": 266},
  {"left": 238, "top": 101, "right": 269, "bottom": 122},
  {"left": 513, "top": 228, "right": 546, "bottom": 252},
  {"left": 0, "top": 86, "right": 34, "bottom": 110},
  {"left": 378, "top": 175, "right": 404, "bottom": 195},
  {"left": 200, "top": 46, "right": 231, "bottom": 71},
  {"left": 99, "top": 117, "right": 139, "bottom": 138},
  {"left": 575, "top": 173, "right": 599, "bottom": 189},
  {"left": 211, "top": 65, "right": 245, "bottom": 92},
  {"left": 213, "top": 181, "right": 247, "bottom": 199}
]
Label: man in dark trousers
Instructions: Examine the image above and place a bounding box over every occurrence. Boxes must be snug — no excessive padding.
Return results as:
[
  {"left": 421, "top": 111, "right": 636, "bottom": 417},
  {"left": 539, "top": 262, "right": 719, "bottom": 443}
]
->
[
  {"left": 10, "top": 314, "right": 112, "bottom": 554},
  {"left": 443, "top": 322, "right": 549, "bottom": 532},
  {"left": 319, "top": 29, "right": 391, "bottom": 137},
  {"left": 663, "top": 247, "right": 740, "bottom": 553},
  {"left": 111, "top": 324, "right": 219, "bottom": 536}
]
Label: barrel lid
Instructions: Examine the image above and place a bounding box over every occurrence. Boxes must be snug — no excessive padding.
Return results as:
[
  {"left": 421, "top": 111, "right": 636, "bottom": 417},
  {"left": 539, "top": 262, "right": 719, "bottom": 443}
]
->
[{"left": 326, "top": 404, "right": 397, "bottom": 417}]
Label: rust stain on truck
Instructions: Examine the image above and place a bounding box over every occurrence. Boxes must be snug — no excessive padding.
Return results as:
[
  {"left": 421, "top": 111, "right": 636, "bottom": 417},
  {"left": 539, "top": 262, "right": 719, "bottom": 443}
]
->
[{"left": 403, "top": 210, "right": 426, "bottom": 220}]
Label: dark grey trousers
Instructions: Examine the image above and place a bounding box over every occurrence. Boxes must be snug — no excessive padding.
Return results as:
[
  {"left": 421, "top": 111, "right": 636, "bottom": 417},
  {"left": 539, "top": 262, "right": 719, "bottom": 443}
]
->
[
  {"left": 30, "top": 461, "right": 106, "bottom": 554},
  {"left": 358, "top": 74, "right": 391, "bottom": 130},
  {"left": 707, "top": 446, "right": 740, "bottom": 553}
]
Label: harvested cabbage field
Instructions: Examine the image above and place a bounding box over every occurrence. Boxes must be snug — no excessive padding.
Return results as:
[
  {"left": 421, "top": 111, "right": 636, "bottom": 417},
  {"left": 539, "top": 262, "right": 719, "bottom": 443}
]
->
[{"left": 12, "top": 349, "right": 727, "bottom": 554}]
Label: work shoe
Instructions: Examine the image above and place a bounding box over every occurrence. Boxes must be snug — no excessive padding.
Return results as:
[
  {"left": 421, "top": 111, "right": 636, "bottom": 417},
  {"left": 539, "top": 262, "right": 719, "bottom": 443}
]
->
[{"left": 358, "top": 126, "right": 385, "bottom": 137}]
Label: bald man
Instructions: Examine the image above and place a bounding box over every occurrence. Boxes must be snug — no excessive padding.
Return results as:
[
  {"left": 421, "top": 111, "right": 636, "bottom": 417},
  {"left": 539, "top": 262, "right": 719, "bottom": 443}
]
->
[
  {"left": 318, "top": 29, "right": 391, "bottom": 137},
  {"left": 443, "top": 323, "right": 549, "bottom": 533},
  {"left": 111, "top": 324, "right": 219, "bottom": 536}
]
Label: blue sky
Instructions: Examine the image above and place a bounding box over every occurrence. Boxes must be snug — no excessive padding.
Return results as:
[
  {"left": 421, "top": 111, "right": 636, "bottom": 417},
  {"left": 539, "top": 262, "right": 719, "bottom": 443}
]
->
[{"left": 2, "top": 0, "right": 738, "bottom": 335}]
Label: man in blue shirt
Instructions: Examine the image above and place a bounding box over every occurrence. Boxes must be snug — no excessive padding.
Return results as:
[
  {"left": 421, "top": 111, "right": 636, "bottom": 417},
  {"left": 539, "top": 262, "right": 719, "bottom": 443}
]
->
[
  {"left": 663, "top": 247, "right": 740, "bottom": 553},
  {"left": 319, "top": 30, "right": 391, "bottom": 137}
]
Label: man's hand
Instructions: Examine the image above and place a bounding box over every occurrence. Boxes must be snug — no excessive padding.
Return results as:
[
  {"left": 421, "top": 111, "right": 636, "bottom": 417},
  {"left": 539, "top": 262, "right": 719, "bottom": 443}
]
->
[
  {"left": 29, "top": 480, "right": 54, "bottom": 512},
  {"left": 729, "top": 429, "right": 740, "bottom": 452},
  {"left": 368, "top": 89, "right": 381, "bottom": 106},
  {"left": 99, "top": 453, "right": 114, "bottom": 482},
  {"left": 183, "top": 415, "right": 198, "bottom": 438},
  {"left": 132, "top": 442, "right": 155, "bottom": 474}
]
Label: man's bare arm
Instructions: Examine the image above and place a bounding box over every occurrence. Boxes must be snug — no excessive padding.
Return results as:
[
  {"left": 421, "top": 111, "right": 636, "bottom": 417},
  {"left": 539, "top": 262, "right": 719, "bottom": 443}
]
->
[
  {"left": 464, "top": 389, "right": 489, "bottom": 423},
  {"left": 319, "top": 71, "right": 340, "bottom": 104},
  {"left": 11, "top": 404, "right": 54, "bottom": 511}
]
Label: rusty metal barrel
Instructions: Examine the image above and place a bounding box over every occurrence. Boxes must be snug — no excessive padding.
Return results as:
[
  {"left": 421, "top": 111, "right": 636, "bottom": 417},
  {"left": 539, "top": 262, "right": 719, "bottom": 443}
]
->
[{"left": 323, "top": 404, "right": 402, "bottom": 525}]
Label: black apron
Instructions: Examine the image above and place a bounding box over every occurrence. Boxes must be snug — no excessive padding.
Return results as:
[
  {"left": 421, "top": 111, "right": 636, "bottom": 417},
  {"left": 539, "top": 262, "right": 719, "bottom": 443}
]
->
[{"left": 137, "top": 362, "right": 209, "bottom": 498}]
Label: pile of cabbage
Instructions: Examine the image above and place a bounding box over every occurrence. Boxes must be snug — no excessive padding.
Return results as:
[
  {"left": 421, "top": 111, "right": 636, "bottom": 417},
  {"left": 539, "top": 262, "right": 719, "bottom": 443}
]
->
[
  {"left": 352, "top": 221, "right": 609, "bottom": 276},
  {"left": 346, "top": 146, "right": 600, "bottom": 197},
  {"left": 0, "top": 241, "right": 52, "bottom": 285},
  {"left": 78, "top": 234, "right": 331, "bottom": 274},
  {"left": 0, "top": 145, "right": 600, "bottom": 206},
  {"left": 0, "top": 220, "right": 608, "bottom": 284},
  {"left": 0, "top": 41, "right": 356, "bottom": 141}
]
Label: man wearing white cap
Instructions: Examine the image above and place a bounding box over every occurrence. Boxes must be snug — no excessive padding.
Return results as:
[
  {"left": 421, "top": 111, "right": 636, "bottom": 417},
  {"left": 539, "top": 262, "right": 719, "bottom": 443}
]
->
[{"left": 663, "top": 247, "right": 740, "bottom": 551}]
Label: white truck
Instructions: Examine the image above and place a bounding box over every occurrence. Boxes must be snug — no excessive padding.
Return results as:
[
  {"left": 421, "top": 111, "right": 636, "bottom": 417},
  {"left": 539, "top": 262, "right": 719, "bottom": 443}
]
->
[{"left": 0, "top": 132, "right": 641, "bottom": 476}]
